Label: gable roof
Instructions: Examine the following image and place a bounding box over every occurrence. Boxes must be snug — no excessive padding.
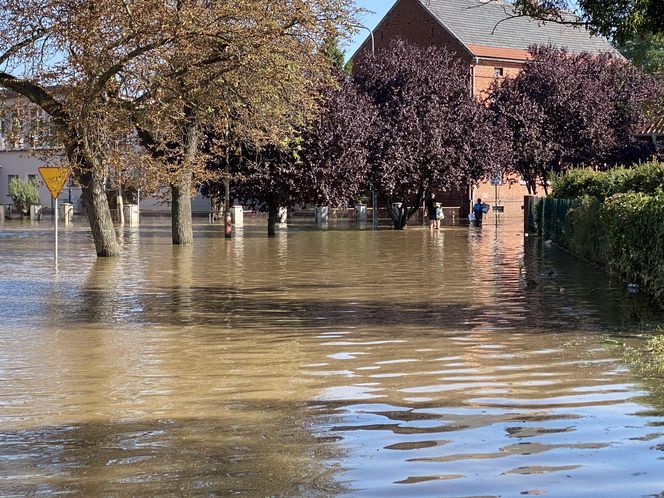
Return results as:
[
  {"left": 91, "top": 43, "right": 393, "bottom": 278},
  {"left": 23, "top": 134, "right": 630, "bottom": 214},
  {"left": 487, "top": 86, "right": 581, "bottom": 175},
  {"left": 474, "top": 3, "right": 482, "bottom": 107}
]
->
[{"left": 420, "top": 0, "right": 618, "bottom": 60}]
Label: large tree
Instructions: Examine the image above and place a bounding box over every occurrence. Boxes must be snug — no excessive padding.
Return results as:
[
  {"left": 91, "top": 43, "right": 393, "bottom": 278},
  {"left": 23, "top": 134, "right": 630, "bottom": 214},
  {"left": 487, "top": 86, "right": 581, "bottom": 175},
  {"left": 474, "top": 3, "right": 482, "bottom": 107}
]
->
[
  {"left": 0, "top": 0, "right": 357, "bottom": 254},
  {"left": 227, "top": 76, "right": 375, "bottom": 236},
  {"left": 511, "top": 0, "right": 664, "bottom": 43},
  {"left": 489, "top": 45, "right": 656, "bottom": 194},
  {"left": 619, "top": 33, "right": 664, "bottom": 75},
  {"left": 354, "top": 40, "right": 502, "bottom": 229},
  {"left": 0, "top": 0, "right": 185, "bottom": 256},
  {"left": 127, "top": 1, "right": 357, "bottom": 245}
]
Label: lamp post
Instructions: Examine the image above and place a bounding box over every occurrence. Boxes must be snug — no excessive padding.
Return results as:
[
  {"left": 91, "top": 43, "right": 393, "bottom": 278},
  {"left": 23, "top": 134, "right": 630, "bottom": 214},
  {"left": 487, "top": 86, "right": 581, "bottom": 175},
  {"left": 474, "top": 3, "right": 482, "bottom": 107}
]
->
[{"left": 353, "top": 24, "right": 376, "bottom": 229}]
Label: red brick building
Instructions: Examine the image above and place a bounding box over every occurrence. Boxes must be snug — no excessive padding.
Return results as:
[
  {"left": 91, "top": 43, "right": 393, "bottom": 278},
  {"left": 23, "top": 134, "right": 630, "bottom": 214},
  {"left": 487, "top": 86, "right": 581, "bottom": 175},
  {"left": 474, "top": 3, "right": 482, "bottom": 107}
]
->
[{"left": 352, "top": 0, "right": 617, "bottom": 219}]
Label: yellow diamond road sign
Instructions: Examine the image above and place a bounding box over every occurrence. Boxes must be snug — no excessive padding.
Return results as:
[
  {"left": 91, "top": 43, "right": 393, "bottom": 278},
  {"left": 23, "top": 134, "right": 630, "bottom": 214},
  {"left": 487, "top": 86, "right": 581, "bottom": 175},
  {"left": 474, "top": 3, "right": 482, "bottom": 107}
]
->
[{"left": 38, "top": 167, "right": 70, "bottom": 199}]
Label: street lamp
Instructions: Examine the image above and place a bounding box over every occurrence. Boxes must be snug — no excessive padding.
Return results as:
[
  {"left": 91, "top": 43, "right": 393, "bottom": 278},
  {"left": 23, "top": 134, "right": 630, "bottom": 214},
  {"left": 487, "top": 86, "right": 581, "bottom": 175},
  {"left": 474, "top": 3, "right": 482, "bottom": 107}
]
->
[{"left": 352, "top": 24, "right": 376, "bottom": 229}]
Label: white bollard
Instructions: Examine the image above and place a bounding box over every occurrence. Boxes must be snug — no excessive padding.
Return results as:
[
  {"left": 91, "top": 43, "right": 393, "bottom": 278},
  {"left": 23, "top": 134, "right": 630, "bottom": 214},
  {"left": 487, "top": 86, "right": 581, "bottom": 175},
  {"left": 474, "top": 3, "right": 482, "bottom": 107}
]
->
[
  {"left": 315, "top": 206, "right": 329, "bottom": 225},
  {"left": 277, "top": 206, "right": 288, "bottom": 224},
  {"left": 29, "top": 204, "right": 43, "bottom": 221},
  {"left": 60, "top": 203, "right": 74, "bottom": 224},
  {"left": 123, "top": 204, "right": 140, "bottom": 227},
  {"left": 355, "top": 204, "right": 367, "bottom": 223},
  {"left": 231, "top": 205, "right": 244, "bottom": 226}
]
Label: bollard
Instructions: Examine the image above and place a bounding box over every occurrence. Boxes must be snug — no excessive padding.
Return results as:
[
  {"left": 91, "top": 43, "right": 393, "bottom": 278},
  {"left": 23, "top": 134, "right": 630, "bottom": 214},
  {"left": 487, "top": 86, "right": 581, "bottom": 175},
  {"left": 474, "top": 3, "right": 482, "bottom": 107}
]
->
[
  {"left": 315, "top": 206, "right": 329, "bottom": 225},
  {"left": 231, "top": 205, "right": 244, "bottom": 226},
  {"left": 123, "top": 204, "right": 140, "bottom": 227},
  {"left": 277, "top": 206, "right": 288, "bottom": 224},
  {"left": 391, "top": 202, "right": 403, "bottom": 220},
  {"left": 355, "top": 204, "right": 367, "bottom": 223},
  {"left": 60, "top": 203, "right": 74, "bottom": 224},
  {"left": 29, "top": 204, "right": 43, "bottom": 221}
]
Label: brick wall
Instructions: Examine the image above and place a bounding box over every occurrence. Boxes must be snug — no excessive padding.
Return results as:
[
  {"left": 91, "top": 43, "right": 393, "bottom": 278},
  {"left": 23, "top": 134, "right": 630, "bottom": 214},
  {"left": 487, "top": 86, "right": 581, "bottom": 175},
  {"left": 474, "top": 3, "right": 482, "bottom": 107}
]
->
[{"left": 353, "top": 0, "right": 472, "bottom": 65}]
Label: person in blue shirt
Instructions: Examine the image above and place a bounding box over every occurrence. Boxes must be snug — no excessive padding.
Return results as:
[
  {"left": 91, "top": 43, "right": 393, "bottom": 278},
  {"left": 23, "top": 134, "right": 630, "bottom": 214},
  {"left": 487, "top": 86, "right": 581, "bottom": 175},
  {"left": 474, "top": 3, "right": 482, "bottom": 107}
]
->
[{"left": 473, "top": 198, "right": 485, "bottom": 227}]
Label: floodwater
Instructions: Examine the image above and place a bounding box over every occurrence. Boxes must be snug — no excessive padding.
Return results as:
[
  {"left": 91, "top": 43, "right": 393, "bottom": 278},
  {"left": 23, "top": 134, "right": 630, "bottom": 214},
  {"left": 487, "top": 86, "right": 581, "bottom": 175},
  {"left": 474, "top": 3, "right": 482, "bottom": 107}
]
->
[{"left": 0, "top": 218, "right": 663, "bottom": 497}]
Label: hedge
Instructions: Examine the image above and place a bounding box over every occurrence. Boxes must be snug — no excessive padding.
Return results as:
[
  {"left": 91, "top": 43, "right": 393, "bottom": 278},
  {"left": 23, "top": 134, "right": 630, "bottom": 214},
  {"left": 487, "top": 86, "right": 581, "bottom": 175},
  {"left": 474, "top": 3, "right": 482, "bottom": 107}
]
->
[
  {"left": 540, "top": 192, "right": 664, "bottom": 305},
  {"left": 551, "top": 161, "right": 664, "bottom": 200}
]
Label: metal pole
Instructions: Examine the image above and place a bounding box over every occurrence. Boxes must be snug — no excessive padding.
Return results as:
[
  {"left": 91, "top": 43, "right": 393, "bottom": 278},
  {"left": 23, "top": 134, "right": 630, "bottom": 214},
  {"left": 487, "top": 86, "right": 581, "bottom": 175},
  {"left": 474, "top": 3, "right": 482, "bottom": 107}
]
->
[
  {"left": 372, "top": 189, "right": 377, "bottom": 230},
  {"left": 495, "top": 183, "right": 498, "bottom": 228},
  {"left": 353, "top": 24, "right": 376, "bottom": 230},
  {"left": 352, "top": 25, "right": 375, "bottom": 56},
  {"left": 54, "top": 196, "right": 58, "bottom": 263}
]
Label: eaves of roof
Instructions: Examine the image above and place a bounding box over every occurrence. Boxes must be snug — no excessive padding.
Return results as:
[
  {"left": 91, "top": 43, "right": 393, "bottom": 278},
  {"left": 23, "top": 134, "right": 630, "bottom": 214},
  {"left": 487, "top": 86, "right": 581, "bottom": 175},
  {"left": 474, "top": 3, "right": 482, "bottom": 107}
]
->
[
  {"left": 636, "top": 116, "right": 664, "bottom": 137},
  {"left": 466, "top": 44, "right": 529, "bottom": 61}
]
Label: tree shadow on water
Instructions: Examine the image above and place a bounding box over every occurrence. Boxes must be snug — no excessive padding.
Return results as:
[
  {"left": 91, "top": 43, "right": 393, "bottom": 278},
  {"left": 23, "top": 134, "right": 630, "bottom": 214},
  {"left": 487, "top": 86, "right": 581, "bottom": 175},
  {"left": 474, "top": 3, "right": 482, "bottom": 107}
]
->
[{"left": 0, "top": 404, "right": 346, "bottom": 497}]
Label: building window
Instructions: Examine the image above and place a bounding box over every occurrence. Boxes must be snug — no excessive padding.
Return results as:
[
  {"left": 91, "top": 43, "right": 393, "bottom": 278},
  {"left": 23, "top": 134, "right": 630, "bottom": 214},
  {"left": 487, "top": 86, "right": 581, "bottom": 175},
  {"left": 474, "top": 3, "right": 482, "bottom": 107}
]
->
[
  {"left": 494, "top": 67, "right": 504, "bottom": 77},
  {"left": 28, "top": 174, "right": 37, "bottom": 185}
]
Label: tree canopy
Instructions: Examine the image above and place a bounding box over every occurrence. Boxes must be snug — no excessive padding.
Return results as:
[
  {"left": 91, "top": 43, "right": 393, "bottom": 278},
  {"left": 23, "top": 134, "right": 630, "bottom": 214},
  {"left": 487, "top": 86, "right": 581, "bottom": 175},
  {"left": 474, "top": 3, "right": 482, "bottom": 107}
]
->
[
  {"left": 512, "top": 0, "right": 664, "bottom": 43},
  {"left": 222, "top": 75, "right": 375, "bottom": 236},
  {"left": 489, "top": 45, "right": 657, "bottom": 194},
  {"left": 354, "top": 40, "right": 503, "bottom": 229},
  {"left": 0, "top": 0, "right": 358, "bottom": 254},
  {"left": 619, "top": 32, "right": 664, "bottom": 75}
]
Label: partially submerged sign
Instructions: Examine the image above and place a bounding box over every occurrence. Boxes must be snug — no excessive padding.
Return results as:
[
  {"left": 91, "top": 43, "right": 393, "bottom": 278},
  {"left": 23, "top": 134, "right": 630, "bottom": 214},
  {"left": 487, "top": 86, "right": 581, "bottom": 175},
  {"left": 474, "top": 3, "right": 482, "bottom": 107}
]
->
[{"left": 38, "top": 167, "right": 70, "bottom": 199}]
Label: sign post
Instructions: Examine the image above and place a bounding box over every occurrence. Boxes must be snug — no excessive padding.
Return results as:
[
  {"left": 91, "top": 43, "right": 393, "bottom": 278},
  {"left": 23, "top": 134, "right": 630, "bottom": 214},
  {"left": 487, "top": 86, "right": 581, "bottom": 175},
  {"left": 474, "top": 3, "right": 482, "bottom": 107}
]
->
[
  {"left": 490, "top": 174, "right": 502, "bottom": 228},
  {"left": 38, "top": 167, "right": 70, "bottom": 264}
]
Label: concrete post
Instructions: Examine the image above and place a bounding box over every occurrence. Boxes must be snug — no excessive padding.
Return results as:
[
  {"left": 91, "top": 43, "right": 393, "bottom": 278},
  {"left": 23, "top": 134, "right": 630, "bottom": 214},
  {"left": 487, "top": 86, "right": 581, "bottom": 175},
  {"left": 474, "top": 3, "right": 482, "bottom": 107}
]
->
[
  {"left": 0, "top": 205, "right": 5, "bottom": 222},
  {"left": 277, "top": 206, "right": 288, "bottom": 224},
  {"left": 391, "top": 202, "right": 403, "bottom": 219},
  {"left": 123, "top": 204, "right": 140, "bottom": 227},
  {"left": 29, "top": 204, "right": 43, "bottom": 221},
  {"left": 60, "top": 203, "right": 74, "bottom": 224},
  {"left": 315, "top": 206, "right": 329, "bottom": 225},
  {"left": 355, "top": 204, "right": 367, "bottom": 223},
  {"left": 231, "top": 205, "right": 244, "bottom": 226}
]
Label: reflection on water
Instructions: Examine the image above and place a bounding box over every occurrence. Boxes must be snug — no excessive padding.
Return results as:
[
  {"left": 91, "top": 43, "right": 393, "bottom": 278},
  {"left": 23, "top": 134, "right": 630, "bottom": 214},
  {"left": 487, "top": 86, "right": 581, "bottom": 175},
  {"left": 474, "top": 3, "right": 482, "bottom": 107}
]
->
[{"left": 1, "top": 220, "right": 664, "bottom": 496}]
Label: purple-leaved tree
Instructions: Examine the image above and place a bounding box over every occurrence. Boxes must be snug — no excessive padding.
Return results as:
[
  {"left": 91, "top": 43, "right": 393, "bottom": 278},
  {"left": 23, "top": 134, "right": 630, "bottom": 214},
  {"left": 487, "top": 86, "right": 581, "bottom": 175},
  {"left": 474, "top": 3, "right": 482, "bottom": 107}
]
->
[
  {"left": 230, "top": 76, "right": 375, "bottom": 236},
  {"left": 354, "top": 40, "right": 502, "bottom": 229},
  {"left": 489, "top": 45, "right": 657, "bottom": 194}
]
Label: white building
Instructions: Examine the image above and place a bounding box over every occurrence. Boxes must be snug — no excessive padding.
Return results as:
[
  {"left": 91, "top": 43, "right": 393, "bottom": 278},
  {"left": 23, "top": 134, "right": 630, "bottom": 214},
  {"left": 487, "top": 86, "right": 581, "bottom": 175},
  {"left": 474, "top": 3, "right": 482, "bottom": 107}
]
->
[{"left": 0, "top": 92, "right": 210, "bottom": 216}]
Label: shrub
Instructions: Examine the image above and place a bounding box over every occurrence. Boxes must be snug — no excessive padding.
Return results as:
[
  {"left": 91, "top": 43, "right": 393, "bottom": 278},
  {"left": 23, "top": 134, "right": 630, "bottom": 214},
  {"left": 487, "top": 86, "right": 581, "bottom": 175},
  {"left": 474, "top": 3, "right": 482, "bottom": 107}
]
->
[
  {"left": 8, "top": 177, "right": 41, "bottom": 214},
  {"left": 551, "top": 161, "right": 664, "bottom": 200}
]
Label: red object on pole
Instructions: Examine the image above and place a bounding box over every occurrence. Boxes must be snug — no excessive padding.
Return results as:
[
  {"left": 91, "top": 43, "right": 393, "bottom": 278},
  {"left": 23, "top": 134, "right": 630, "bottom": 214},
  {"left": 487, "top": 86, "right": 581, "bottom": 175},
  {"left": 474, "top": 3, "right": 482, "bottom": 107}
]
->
[{"left": 224, "top": 210, "right": 232, "bottom": 239}]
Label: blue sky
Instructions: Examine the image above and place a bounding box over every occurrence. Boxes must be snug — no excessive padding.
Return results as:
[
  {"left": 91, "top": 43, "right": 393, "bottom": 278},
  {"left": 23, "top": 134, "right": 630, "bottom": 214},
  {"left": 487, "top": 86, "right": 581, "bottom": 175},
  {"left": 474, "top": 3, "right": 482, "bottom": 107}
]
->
[{"left": 344, "top": 0, "right": 396, "bottom": 58}]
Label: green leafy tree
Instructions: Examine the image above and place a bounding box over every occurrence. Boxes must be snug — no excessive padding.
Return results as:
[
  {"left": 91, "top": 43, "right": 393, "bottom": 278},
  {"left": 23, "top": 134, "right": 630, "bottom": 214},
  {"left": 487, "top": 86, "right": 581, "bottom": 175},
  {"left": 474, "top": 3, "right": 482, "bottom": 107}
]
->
[
  {"left": 511, "top": 0, "right": 664, "bottom": 43},
  {"left": 619, "top": 33, "right": 664, "bottom": 75},
  {"left": 8, "top": 177, "right": 40, "bottom": 215}
]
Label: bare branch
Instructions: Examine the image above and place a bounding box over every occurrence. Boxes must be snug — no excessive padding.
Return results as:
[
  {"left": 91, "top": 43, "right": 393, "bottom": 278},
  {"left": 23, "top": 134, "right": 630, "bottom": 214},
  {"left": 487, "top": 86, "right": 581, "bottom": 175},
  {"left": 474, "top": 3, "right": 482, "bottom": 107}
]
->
[{"left": 0, "top": 28, "right": 47, "bottom": 66}]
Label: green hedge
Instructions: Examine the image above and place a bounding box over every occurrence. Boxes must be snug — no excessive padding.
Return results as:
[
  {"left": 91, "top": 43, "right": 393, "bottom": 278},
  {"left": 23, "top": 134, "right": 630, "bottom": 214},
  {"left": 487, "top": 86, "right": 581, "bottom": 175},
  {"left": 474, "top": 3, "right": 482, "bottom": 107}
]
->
[
  {"left": 551, "top": 161, "right": 664, "bottom": 199},
  {"left": 542, "top": 192, "right": 664, "bottom": 305}
]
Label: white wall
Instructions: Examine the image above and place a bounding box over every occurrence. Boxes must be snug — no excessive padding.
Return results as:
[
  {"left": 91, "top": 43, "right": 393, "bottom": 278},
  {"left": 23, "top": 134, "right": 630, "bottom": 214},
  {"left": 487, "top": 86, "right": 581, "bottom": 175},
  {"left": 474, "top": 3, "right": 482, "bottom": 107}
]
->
[
  {"left": 0, "top": 150, "right": 212, "bottom": 214},
  {"left": 0, "top": 150, "right": 68, "bottom": 208}
]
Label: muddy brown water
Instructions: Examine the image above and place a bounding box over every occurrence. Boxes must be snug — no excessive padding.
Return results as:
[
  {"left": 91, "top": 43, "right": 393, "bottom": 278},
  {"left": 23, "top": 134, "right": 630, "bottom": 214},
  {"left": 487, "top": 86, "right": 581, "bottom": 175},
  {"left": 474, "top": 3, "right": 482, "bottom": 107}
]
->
[{"left": 1, "top": 219, "right": 663, "bottom": 497}]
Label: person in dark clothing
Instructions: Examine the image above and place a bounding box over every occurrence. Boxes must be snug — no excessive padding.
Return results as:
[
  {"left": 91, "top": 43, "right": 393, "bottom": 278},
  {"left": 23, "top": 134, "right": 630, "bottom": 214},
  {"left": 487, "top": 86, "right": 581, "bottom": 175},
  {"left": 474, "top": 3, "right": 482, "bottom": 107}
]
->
[
  {"left": 425, "top": 193, "right": 439, "bottom": 229},
  {"left": 473, "top": 198, "right": 485, "bottom": 227}
]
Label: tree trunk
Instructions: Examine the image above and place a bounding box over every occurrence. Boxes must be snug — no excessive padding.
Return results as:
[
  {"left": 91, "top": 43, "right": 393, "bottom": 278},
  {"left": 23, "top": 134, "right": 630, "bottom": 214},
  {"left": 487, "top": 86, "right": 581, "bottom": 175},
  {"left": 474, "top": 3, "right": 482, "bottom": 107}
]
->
[
  {"left": 171, "top": 108, "right": 198, "bottom": 245},
  {"left": 80, "top": 170, "right": 121, "bottom": 257},
  {"left": 171, "top": 172, "right": 193, "bottom": 245},
  {"left": 224, "top": 175, "right": 232, "bottom": 239},
  {"left": 393, "top": 211, "right": 408, "bottom": 230},
  {"left": 267, "top": 205, "right": 278, "bottom": 237},
  {"left": 210, "top": 193, "right": 223, "bottom": 222}
]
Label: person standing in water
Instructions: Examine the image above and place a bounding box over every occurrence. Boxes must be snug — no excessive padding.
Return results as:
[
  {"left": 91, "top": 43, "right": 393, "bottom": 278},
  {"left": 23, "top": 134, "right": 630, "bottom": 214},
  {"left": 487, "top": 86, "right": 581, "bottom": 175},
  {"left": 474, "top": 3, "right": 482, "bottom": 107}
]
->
[
  {"left": 473, "top": 198, "right": 485, "bottom": 227},
  {"left": 425, "top": 193, "right": 439, "bottom": 229}
]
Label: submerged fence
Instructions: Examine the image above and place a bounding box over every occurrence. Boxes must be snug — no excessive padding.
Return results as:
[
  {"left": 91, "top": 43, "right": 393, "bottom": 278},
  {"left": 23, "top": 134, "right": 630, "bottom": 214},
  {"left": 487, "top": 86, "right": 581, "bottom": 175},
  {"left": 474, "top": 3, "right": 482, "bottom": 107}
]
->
[{"left": 527, "top": 193, "right": 664, "bottom": 306}]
